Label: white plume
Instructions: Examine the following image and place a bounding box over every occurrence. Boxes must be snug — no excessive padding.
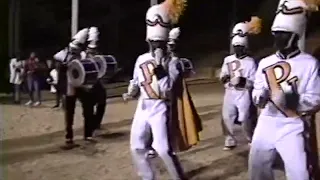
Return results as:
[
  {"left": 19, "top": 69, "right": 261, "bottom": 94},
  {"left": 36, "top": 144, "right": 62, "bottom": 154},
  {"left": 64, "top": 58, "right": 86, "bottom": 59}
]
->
[
  {"left": 72, "top": 28, "right": 89, "bottom": 44},
  {"left": 169, "top": 27, "right": 181, "bottom": 40},
  {"left": 88, "top": 27, "right": 99, "bottom": 42}
]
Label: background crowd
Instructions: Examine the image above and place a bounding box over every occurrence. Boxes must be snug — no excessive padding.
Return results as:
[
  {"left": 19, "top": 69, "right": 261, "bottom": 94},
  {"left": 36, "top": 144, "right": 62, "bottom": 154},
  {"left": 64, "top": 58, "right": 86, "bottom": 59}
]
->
[{"left": 9, "top": 51, "right": 62, "bottom": 107}]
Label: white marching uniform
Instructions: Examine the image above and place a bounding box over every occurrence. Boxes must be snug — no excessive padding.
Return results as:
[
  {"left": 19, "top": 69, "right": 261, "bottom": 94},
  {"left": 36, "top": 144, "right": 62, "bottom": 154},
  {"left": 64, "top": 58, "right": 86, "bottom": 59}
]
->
[
  {"left": 249, "top": 52, "right": 320, "bottom": 180},
  {"left": 126, "top": 0, "right": 187, "bottom": 178},
  {"left": 128, "top": 52, "right": 185, "bottom": 180},
  {"left": 220, "top": 54, "right": 256, "bottom": 147},
  {"left": 248, "top": 1, "right": 320, "bottom": 179},
  {"left": 49, "top": 69, "right": 58, "bottom": 93}
]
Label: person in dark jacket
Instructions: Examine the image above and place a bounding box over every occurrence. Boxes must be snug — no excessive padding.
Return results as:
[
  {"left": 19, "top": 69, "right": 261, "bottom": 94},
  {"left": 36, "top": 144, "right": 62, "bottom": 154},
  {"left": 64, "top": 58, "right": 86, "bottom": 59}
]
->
[
  {"left": 24, "top": 52, "right": 42, "bottom": 106},
  {"left": 86, "top": 27, "right": 107, "bottom": 131}
]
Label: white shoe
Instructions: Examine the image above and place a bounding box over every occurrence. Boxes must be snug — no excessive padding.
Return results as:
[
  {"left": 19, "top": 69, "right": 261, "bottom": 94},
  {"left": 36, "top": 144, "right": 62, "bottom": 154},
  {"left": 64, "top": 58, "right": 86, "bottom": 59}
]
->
[
  {"left": 25, "top": 101, "right": 33, "bottom": 106},
  {"left": 146, "top": 149, "right": 157, "bottom": 158},
  {"left": 33, "top": 101, "right": 41, "bottom": 106}
]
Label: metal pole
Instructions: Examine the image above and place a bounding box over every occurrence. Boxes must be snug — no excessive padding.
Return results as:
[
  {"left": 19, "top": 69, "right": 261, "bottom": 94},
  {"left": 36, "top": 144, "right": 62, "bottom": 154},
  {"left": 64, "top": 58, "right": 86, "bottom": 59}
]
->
[
  {"left": 71, "top": 0, "right": 78, "bottom": 37},
  {"left": 8, "top": 0, "right": 15, "bottom": 57},
  {"left": 14, "top": 0, "right": 20, "bottom": 57},
  {"left": 150, "top": 0, "right": 158, "bottom": 6},
  {"left": 229, "top": 0, "right": 236, "bottom": 54}
]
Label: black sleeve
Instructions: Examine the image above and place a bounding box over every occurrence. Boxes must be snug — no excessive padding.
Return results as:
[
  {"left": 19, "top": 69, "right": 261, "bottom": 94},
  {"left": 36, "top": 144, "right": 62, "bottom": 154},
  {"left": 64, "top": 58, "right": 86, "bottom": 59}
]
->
[
  {"left": 220, "top": 75, "right": 230, "bottom": 84},
  {"left": 236, "top": 77, "right": 247, "bottom": 88},
  {"left": 153, "top": 65, "right": 167, "bottom": 80}
]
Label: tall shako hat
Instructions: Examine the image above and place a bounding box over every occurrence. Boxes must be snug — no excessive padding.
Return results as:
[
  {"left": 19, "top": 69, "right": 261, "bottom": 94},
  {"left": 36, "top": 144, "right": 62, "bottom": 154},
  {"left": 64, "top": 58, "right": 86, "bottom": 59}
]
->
[
  {"left": 145, "top": 0, "right": 187, "bottom": 41},
  {"left": 231, "top": 17, "right": 262, "bottom": 47},
  {"left": 271, "top": 0, "right": 308, "bottom": 37}
]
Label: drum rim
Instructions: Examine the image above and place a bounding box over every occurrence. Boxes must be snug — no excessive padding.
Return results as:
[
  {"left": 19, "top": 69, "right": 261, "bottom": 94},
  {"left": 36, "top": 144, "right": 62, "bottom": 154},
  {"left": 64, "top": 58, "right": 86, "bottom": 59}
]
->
[
  {"left": 94, "top": 55, "right": 107, "bottom": 78},
  {"left": 68, "top": 60, "right": 86, "bottom": 87}
]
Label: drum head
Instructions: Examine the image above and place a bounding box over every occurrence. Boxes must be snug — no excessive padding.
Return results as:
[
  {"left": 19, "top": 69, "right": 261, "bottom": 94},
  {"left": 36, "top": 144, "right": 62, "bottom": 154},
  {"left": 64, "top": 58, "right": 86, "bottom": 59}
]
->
[
  {"left": 67, "top": 59, "right": 99, "bottom": 87},
  {"left": 93, "top": 55, "right": 107, "bottom": 78},
  {"left": 67, "top": 60, "right": 86, "bottom": 87}
]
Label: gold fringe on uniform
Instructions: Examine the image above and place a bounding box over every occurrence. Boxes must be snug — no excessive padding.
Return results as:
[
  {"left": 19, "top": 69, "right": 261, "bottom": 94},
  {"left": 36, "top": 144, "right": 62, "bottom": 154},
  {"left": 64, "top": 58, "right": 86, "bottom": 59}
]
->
[
  {"left": 163, "top": 0, "right": 187, "bottom": 24},
  {"left": 170, "top": 78, "right": 203, "bottom": 152},
  {"left": 247, "top": 16, "right": 262, "bottom": 35}
]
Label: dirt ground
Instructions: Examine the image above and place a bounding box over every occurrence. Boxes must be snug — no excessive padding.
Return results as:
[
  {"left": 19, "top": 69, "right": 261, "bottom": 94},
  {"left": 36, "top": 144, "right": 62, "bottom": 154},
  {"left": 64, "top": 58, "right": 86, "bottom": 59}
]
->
[{"left": 1, "top": 81, "right": 288, "bottom": 180}]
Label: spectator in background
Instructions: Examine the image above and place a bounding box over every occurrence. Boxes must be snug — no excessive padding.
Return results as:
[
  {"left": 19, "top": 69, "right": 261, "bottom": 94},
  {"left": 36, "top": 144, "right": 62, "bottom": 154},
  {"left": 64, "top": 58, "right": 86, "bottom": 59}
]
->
[
  {"left": 24, "top": 52, "right": 41, "bottom": 106},
  {"left": 47, "top": 61, "right": 63, "bottom": 108},
  {"left": 9, "top": 56, "right": 24, "bottom": 104}
]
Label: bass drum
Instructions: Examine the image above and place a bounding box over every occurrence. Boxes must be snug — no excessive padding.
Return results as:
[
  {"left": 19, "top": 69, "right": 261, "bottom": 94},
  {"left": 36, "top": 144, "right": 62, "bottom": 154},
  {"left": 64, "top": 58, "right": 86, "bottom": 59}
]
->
[
  {"left": 180, "top": 58, "right": 195, "bottom": 78},
  {"left": 67, "top": 58, "right": 99, "bottom": 87}
]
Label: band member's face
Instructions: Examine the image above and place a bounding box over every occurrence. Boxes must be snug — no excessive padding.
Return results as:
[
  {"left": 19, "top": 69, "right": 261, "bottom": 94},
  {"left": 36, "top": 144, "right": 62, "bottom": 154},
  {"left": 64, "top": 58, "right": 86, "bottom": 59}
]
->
[
  {"left": 233, "top": 45, "right": 246, "bottom": 56},
  {"left": 167, "top": 43, "right": 176, "bottom": 52},
  {"left": 149, "top": 40, "right": 166, "bottom": 50},
  {"left": 273, "top": 31, "right": 294, "bottom": 50}
]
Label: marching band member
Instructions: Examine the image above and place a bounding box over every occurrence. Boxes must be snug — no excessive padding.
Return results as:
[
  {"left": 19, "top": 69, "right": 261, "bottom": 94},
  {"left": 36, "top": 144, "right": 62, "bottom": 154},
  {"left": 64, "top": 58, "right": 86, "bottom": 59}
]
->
[
  {"left": 147, "top": 27, "right": 202, "bottom": 159},
  {"left": 122, "top": 0, "right": 189, "bottom": 179},
  {"left": 220, "top": 17, "right": 261, "bottom": 150},
  {"left": 167, "top": 27, "right": 203, "bottom": 156},
  {"left": 249, "top": 1, "right": 320, "bottom": 179},
  {"left": 86, "top": 27, "right": 107, "bottom": 131},
  {"left": 54, "top": 28, "right": 96, "bottom": 147}
]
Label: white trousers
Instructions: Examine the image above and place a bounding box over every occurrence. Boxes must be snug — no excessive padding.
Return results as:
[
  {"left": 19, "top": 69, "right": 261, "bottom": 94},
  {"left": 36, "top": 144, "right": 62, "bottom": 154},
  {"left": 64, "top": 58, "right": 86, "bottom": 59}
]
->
[
  {"left": 130, "top": 99, "right": 185, "bottom": 180},
  {"left": 248, "top": 115, "right": 309, "bottom": 180},
  {"left": 222, "top": 89, "right": 252, "bottom": 146}
]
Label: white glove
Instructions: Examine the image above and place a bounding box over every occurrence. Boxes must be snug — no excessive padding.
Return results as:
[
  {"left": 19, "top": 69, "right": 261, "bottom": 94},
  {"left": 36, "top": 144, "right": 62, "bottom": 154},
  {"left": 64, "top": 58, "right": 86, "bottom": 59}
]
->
[
  {"left": 253, "top": 89, "right": 270, "bottom": 108},
  {"left": 122, "top": 93, "right": 132, "bottom": 102},
  {"left": 230, "top": 77, "right": 240, "bottom": 86},
  {"left": 127, "top": 80, "right": 139, "bottom": 97},
  {"left": 154, "top": 48, "right": 163, "bottom": 66}
]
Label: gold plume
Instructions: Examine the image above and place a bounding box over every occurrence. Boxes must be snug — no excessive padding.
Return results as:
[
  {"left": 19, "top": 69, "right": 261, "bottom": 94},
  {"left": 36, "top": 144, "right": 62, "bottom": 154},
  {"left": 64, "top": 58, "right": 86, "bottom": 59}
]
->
[
  {"left": 303, "top": 0, "right": 320, "bottom": 12},
  {"left": 164, "top": 0, "right": 187, "bottom": 24},
  {"left": 247, "top": 16, "right": 262, "bottom": 35}
]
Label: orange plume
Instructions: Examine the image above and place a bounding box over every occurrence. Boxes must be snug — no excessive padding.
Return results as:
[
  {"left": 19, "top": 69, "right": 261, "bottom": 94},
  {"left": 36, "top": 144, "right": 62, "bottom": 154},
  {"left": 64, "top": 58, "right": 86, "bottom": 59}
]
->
[
  {"left": 164, "top": 0, "right": 187, "bottom": 24},
  {"left": 247, "top": 16, "right": 262, "bottom": 35},
  {"left": 303, "top": 0, "right": 320, "bottom": 11}
]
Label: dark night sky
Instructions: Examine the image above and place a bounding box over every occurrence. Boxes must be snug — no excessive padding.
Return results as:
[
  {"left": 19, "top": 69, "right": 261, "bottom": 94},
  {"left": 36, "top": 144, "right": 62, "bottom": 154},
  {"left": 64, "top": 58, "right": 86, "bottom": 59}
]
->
[
  {"left": 10, "top": 0, "right": 320, "bottom": 73},
  {"left": 18, "top": 0, "right": 266, "bottom": 58},
  {"left": 1, "top": 0, "right": 320, "bottom": 92}
]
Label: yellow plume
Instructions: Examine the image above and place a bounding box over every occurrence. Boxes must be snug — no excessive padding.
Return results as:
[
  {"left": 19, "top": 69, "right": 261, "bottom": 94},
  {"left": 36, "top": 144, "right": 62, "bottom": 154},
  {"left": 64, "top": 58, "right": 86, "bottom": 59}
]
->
[
  {"left": 247, "top": 16, "right": 262, "bottom": 35},
  {"left": 303, "top": 0, "right": 320, "bottom": 12},
  {"left": 164, "top": 0, "right": 187, "bottom": 24}
]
